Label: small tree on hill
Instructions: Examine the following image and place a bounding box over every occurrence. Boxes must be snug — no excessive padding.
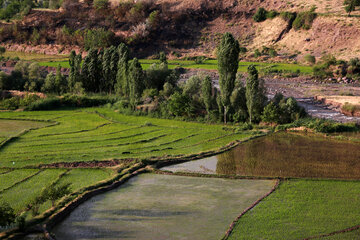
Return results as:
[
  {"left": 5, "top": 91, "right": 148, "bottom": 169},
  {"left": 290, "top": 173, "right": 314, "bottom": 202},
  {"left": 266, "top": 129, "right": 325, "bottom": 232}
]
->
[{"left": 217, "top": 32, "right": 240, "bottom": 123}]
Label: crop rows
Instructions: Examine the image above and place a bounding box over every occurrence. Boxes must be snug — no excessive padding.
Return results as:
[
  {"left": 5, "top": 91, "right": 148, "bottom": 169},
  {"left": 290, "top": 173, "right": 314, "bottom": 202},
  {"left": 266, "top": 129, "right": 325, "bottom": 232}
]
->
[
  {"left": 0, "top": 168, "right": 114, "bottom": 214},
  {"left": 0, "top": 109, "right": 250, "bottom": 168}
]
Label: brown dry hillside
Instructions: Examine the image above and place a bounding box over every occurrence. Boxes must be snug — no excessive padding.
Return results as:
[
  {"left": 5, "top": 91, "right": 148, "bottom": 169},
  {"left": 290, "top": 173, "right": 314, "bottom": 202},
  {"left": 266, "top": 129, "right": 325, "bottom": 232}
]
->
[{"left": 1, "top": 0, "right": 360, "bottom": 61}]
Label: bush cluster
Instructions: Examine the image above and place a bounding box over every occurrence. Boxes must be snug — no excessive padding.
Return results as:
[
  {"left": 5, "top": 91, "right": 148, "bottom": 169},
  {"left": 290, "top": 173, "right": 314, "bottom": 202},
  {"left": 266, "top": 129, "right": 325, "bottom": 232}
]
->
[
  {"left": 253, "top": 8, "right": 279, "bottom": 22},
  {"left": 261, "top": 93, "right": 307, "bottom": 124}
]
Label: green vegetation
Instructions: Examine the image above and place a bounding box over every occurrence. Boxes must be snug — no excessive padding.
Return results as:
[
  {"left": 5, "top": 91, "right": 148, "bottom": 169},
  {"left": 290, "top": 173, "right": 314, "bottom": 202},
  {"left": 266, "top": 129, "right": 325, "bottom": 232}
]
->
[
  {"left": 292, "top": 8, "right": 317, "bottom": 30},
  {"left": 344, "top": 0, "right": 360, "bottom": 16},
  {"left": 217, "top": 32, "right": 240, "bottom": 123},
  {"left": 0, "top": 108, "right": 254, "bottom": 168},
  {"left": 0, "top": 119, "right": 49, "bottom": 137},
  {"left": 342, "top": 102, "right": 360, "bottom": 115},
  {"left": 228, "top": 179, "right": 360, "bottom": 239}
]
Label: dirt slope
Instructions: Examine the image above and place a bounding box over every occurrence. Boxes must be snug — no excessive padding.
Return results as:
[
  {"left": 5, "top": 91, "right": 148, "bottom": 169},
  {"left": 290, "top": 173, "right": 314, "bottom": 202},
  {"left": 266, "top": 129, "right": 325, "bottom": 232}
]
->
[{"left": 1, "top": 0, "right": 360, "bottom": 61}]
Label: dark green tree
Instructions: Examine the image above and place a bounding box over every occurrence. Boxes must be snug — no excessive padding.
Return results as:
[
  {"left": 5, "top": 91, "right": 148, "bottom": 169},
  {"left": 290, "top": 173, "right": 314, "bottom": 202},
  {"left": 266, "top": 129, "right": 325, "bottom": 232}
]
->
[
  {"left": 231, "top": 79, "right": 248, "bottom": 122},
  {"left": 83, "top": 48, "right": 102, "bottom": 92},
  {"left": 128, "top": 58, "right": 144, "bottom": 108},
  {"left": 115, "top": 43, "right": 130, "bottom": 96},
  {"left": 217, "top": 32, "right": 240, "bottom": 123},
  {"left": 68, "top": 51, "right": 82, "bottom": 92},
  {"left": 201, "top": 75, "right": 213, "bottom": 117},
  {"left": 0, "top": 202, "right": 15, "bottom": 227},
  {"left": 55, "top": 65, "right": 67, "bottom": 94},
  {"left": 41, "top": 183, "right": 72, "bottom": 207},
  {"left": 246, "top": 65, "right": 266, "bottom": 123},
  {"left": 101, "top": 47, "right": 112, "bottom": 92},
  {"left": 344, "top": 0, "right": 360, "bottom": 15},
  {"left": 159, "top": 51, "right": 167, "bottom": 65}
]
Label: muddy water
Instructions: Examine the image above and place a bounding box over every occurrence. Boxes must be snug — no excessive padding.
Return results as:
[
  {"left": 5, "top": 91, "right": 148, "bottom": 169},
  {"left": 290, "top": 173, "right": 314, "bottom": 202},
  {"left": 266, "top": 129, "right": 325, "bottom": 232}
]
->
[
  {"left": 163, "top": 132, "right": 360, "bottom": 179},
  {"left": 53, "top": 174, "right": 275, "bottom": 240}
]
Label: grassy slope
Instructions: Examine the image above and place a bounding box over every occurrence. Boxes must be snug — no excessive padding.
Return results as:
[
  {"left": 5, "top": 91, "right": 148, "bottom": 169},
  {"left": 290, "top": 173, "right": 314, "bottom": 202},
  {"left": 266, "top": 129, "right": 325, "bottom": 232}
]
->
[{"left": 228, "top": 179, "right": 360, "bottom": 240}]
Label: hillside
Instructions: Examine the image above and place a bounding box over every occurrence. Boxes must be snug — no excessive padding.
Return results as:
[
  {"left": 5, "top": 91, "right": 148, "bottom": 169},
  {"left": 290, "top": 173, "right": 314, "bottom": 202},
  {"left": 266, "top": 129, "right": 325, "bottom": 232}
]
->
[{"left": 1, "top": 0, "right": 360, "bottom": 62}]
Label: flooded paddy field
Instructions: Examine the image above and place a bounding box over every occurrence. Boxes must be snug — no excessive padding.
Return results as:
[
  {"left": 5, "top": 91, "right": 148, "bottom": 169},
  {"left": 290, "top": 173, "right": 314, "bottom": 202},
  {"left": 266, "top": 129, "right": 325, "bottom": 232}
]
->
[
  {"left": 163, "top": 132, "right": 360, "bottom": 179},
  {"left": 53, "top": 174, "right": 276, "bottom": 240}
]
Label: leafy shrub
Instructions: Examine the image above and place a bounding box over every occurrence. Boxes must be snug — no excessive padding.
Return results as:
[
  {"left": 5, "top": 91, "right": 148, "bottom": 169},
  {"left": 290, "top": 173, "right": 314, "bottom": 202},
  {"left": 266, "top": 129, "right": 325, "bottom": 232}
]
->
[
  {"left": 254, "top": 49, "right": 261, "bottom": 58},
  {"left": 304, "top": 54, "right": 316, "bottom": 64},
  {"left": 0, "top": 202, "right": 15, "bottom": 227},
  {"left": 84, "top": 28, "right": 114, "bottom": 50},
  {"left": 266, "top": 10, "right": 278, "bottom": 19},
  {"left": 280, "top": 11, "right": 296, "bottom": 24},
  {"left": 253, "top": 8, "right": 268, "bottom": 22},
  {"left": 342, "top": 103, "right": 360, "bottom": 115},
  {"left": 261, "top": 93, "right": 306, "bottom": 124},
  {"left": 93, "top": 0, "right": 109, "bottom": 10},
  {"left": 292, "top": 10, "right": 317, "bottom": 30},
  {"left": 168, "top": 92, "right": 191, "bottom": 117}
]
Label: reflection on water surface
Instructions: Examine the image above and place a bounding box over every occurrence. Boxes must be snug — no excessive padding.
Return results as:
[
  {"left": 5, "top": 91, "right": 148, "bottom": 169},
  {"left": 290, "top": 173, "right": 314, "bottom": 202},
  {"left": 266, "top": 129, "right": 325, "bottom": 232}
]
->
[{"left": 163, "top": 132, "right": 360, "bottom": 179}]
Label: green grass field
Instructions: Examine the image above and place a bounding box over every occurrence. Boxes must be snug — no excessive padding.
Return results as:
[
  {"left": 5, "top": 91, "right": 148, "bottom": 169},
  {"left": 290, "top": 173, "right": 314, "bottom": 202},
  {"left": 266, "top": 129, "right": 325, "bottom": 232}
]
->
[
  {"left": 228, "top": 179, "right": 360, "bottom": 240},
  {"left": 3, "top": 51, "right": 68, "bottom": 62},
  {"left": 0, "top": 119, "right": 50, "bottom": 138},
  {"left": 37, "top": 59, "right": 312, "bottom": 74},
  {"left": 3, "top": 50, "right": 311, "bottom": 74}
]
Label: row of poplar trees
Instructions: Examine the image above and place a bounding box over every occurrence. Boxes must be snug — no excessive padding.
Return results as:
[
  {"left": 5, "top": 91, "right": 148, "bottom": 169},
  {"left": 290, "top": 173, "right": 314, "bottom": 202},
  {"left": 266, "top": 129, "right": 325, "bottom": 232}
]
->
[
  {"left": 217, "top": 33, "right": 266, "bottom": 123},
  {"left": 68, "top": 43, "right": 144, "bottom": 106}
]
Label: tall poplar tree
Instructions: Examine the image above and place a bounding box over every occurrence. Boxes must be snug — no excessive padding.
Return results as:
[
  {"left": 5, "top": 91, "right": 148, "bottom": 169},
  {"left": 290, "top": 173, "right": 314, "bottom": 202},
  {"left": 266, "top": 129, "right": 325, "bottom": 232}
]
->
[
  {"left": 246, "top": 65, "right": 266, "bottom": 123},
  {"left": 68, "top": 51, "right": 82, "bottom": 93},
  {"left": 115, "top": 43, "right": 130, "bottom": 96},
  {"left": 201, "top": 75, "right": 213, "bottom": 117},
  {"left": 217, "top": 32, "right": 240, "bottom": 123},
  {"left": 128, "top": 58, "right": 144, "bottom": 108}
]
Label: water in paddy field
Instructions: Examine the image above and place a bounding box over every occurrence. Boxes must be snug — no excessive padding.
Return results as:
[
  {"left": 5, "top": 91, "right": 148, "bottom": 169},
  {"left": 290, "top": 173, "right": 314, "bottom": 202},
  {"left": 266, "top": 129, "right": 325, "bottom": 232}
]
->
[
  {"left": 52, "top": 174, "right": 275, "bottom": 240},
  {"left": 162, "top": 132, "right": 360, "bottom": 179}
]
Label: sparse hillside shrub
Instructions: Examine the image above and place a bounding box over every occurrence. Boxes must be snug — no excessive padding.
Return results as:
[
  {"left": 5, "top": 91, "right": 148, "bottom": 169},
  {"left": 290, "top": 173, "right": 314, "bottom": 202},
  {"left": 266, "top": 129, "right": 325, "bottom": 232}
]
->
[
  {"left": 266, "top": 10, "right": 278, "bottom": 19},
  {"left": 84, "top": 28, "right": 114, "bottom": 50},
  {"left": 253, "top": 8, "right": 268, "bottom": 22},
  {"left": 93, "top": 0, "right": 109, "bottom": 10},
  {"left": 280, "top": 11, "right": 297, "bottom": 24},
  {"left": 253, "top": 8, "right": 278, "bottom": 22},
  {"left": 304, "top": 54, "right": 316, "bottom": 64},
  {"left": 0, "top": 0, "right": 33, "bottom": 20},
  {"left": 292, "top": 9, "right": 317, "bottom": 30},
  {"left": 342, "top": 103, "right": 360, "bottom": 115}
]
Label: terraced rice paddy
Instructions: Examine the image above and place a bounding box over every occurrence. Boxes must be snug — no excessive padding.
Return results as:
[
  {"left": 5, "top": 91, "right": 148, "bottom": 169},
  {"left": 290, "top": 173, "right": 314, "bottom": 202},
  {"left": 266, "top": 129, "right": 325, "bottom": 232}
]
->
[
  {"left": 228, "top": 179, "right": 360, "bottom": 240},
  {"left": 1, "top": 108, "right": 360, "bottom": 239},
  {"left": 0, "top": 108, "right": 251, "bottom": 168},
  {"left": 0, "top": 108, "right": 253, "bottom": 220},
  {"left": 53, "top": 174, "right": 276, "bottom": 240}
]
